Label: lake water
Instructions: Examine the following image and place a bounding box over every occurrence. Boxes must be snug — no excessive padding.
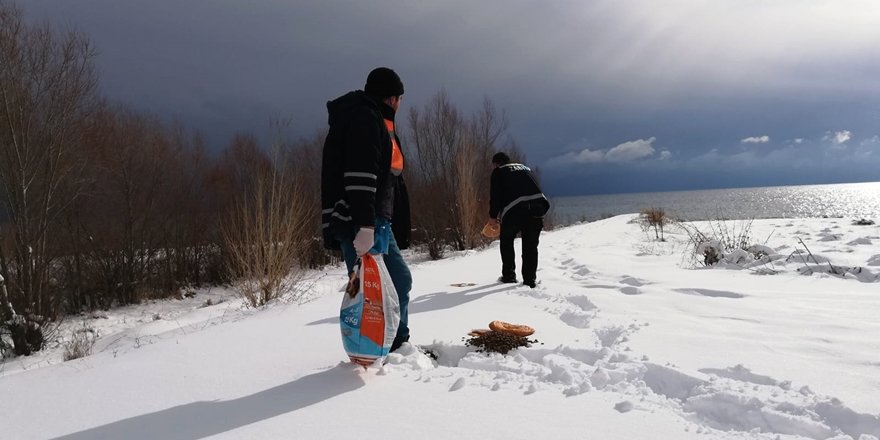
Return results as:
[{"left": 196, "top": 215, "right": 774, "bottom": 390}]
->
[{"left": 550, "top": 181, "right": 880, "bottom": 225}]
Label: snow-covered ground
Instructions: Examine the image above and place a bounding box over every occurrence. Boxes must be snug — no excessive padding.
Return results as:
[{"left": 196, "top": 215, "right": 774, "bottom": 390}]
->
[{"left": 1, "top": 214, "right": 879, "bottom": 440}]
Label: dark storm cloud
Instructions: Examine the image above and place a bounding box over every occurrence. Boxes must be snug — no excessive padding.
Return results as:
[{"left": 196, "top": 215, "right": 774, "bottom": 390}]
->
[{"left": 23, "top": 0, "right": 880, "bottom": 195}]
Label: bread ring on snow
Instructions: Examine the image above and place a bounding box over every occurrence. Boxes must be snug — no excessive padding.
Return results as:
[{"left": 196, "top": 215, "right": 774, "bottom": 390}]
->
[
  {"left": 481, "top": 222, "right": 500, "bottom": 239},
  {"left": 488, "top": 320, "right": 535, "bottom": 337}
]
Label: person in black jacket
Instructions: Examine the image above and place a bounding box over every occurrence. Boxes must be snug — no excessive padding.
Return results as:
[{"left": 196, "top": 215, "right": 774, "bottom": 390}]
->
[
  {"left": 489, "top": 152, "right": 550, "bottom": 288},
  {"left": 321, "top": 67, "right": 412, "bottom": 352}
]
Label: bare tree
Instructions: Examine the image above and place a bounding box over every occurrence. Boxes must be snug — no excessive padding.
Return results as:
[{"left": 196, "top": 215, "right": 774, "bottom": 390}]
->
[
  {"left": 60, "top": 105, "right": 179, "bottom": 309},
  {"left": 458, "top": 98, "right": 507, "bottom": 249},
  {"left": 454, "top": 143, "right": 480, "bottom": 249},
  {"left": 406, "top": 91, "right": 511, "bottom": 256},
  {"left": 160, "top": 124, "right": 223, "bottom": 289},
  {"left": 0, "top": 3, "right": 97, "bottom": 355},
  {"left": 56, "top": 104, "right": 218, "bottom": 312},
  {"left": 407, "top": 90, "right": 462, "bottom": 257}
]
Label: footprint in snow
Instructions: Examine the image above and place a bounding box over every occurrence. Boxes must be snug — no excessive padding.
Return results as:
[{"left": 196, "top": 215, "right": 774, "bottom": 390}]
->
[
  {"left": 566, "top": 294, "right": 598, "bottom": 311},
  {"left": 557, "top": 258, "right": 591, "bottom": 277},
  {"left": 449, "top": 377, "right": 466, "bottom": 392},
  {"left": 620, "top": 276, "right": 648, "bottom": 287},
  {"left": 560, "top": 310, "right": 593, "bottom": 328},
  {"left": 674, "top": 288, "right": 745, "bottom": 299},
  {"left": 847, "top": 237, "right": 872, "bottom": 246},
  {"left": 619, "top": 286, "right": 642, "bottom": 295},
  {"left": 614, "top": 401, "right": 634, "bottom": 413}
]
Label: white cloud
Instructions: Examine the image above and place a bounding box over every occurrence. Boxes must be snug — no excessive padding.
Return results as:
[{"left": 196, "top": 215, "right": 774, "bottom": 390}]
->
[
  {"left": 824, "top": 130, "right": 852, "bottom": 144},
  {"left": 659, "top": 150, "right": 672, "bottom": 160},
  {"left": 546, "top": 149, "right": 604, "bottom": 167},
  {"left": 605, "top": 137, "right": 657, "bottom": 162},
  {"left": 793, "top": 138, "right": 805, "bottom": 144},
  {"left": 572, "top": 149, "right": 606, "bottom": 163},
  {"left": 741, "top": 136, "right": 770, "bottom": 144},
  {"left": 546, "top": 137, "right": 658, "bottom": 166}
]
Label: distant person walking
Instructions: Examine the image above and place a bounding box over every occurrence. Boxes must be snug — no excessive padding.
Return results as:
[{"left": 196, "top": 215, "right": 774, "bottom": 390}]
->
[
  {"left": 321, "top": 67, "right": 412, "bottom": 352},
  {"left": 489, "top": 152, "right": 550, "bottom": 288}
]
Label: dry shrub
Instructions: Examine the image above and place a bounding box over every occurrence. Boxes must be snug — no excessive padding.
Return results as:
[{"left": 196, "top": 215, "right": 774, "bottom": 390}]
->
[
  {"left": 680, "top": 217, "right": 755, "bottom": 267},
  {"left": 221, "top": 145, "right": 314, "bottom": 307},
  {"left": 288, "top": 132, "right": 337, "bottom": 270},
  {"left": 639, "top": 207, "right": 670, "bottom": 241},
  {"left": 63, "top": 323, "right": 96, "bottom": 361}
]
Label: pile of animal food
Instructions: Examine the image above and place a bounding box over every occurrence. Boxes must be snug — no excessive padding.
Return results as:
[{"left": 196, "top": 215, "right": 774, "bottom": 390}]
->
[{"left": 463, "top": 321, "right": 538, "bottom": 355}]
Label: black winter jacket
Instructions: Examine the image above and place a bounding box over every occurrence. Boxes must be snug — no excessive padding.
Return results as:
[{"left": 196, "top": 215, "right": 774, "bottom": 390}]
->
[
  {"left": 489, "top": 163, "right": 550, "bottom": 223},
  {"left": 321, "top": 91, "right": 411, "bottom": 250}
]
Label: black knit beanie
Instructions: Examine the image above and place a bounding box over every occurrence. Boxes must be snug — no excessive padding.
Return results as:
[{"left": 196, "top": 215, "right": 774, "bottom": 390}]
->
[
  {"left": 364, "top": 67, "right": 404, "bottom": 97},
  {"left": 492, "top": 152, "right": 511, "bottom": 165}
]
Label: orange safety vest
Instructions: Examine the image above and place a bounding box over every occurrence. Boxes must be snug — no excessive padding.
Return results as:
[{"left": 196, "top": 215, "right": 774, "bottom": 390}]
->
[{"left": 385, "top": 119, "right": 404, "bottom": 173}]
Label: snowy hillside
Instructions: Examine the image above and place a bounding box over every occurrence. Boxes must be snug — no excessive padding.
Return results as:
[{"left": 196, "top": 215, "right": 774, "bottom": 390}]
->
[{"left": 1, "top": 214, "right": 879, "bottom": 440}]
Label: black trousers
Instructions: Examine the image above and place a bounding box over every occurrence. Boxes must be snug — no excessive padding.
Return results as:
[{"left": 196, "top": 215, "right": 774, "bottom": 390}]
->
[{"left": 499, "top": 215, "right": 544, "bottom": 283}]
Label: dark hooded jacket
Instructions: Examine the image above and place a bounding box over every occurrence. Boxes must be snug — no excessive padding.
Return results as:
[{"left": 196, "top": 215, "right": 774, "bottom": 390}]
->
[
  {"left": 321, "top": 91, "right": 411, "bottom": 250},
  {"left": 489, "top": 163, "right": 550, "bottom": 223}
]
